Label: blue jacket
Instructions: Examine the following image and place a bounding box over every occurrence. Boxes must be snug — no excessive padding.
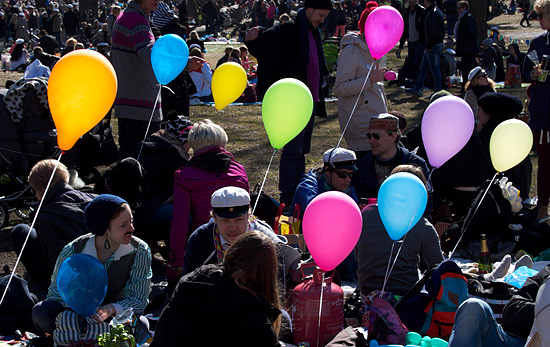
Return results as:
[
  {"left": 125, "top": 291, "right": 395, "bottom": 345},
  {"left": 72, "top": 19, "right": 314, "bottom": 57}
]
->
[
  {"left": 290, "top": 169, "right": 358, "bottom": 220},
  {"left": 352, "top": 147, "right": 433, "bottom": 217},
  {"left": 523, "top": 31, "right": 550, "bottom": 131}
]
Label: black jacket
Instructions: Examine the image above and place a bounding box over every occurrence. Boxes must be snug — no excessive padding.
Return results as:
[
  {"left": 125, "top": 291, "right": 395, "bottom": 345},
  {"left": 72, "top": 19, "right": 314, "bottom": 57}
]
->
[
  {"left": 37, "top": 182, "right": 96, "bottom": 270},
  {"left": 245, "top": 8, "right": 328, "bottom": 117},
  {"left": 38, "top": 34, "right": 59, "bottom": 54},
  {"left": 424, "top": 3, "right": 445, "bottom": 49},
  {"left": 400, "top": 3, "right": 426, "bottom": 48},
  {"left": 455, "top": 11, "right": 479, "bottom": 56},
  {"left": 151, "top": 264, "right": 281, "bottom": 347},
  {"left": 502, "top": 265, "right": 550, "bottom": 338}
]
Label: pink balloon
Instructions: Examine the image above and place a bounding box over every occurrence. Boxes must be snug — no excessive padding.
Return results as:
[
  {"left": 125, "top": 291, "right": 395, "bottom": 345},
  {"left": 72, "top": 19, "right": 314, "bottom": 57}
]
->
[
  {"left": 384, "top": 70, "right": 396, "bottom": 80},
  {"left": 421, "top": 95, "right": 475, "bottom": 167},
  {"left": 364, "top": 6, "right": 404, "bottom": 60},
  {"left": 302, "top": 191, "right": 362, "bottom": 271}
]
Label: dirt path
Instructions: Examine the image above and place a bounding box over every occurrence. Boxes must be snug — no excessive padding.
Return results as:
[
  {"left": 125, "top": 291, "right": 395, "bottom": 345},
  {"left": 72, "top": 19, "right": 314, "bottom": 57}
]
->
[{"left": 489, "top": 12, "right": 546, "bottom": 43}]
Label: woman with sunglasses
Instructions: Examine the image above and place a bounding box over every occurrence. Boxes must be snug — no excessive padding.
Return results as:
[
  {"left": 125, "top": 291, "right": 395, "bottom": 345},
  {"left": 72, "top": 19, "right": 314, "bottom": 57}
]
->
[
  {"left": 464, "top": 66, "right": 497, "bottom": 116},
  {"left": 523, "top": 0, "right": 550, "bottom": 222}
]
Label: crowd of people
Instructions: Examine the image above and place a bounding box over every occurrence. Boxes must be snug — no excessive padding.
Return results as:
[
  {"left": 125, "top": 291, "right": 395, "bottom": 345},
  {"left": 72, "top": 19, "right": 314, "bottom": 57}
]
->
[{"left": 2, "top": 0, "right": 550, "bottom": 345}]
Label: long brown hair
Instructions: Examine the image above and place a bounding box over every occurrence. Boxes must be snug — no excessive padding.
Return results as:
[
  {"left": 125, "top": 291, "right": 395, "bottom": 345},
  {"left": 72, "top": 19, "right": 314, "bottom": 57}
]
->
[{"left": 223, "top": 231, "right": 282, "bottom": 334}]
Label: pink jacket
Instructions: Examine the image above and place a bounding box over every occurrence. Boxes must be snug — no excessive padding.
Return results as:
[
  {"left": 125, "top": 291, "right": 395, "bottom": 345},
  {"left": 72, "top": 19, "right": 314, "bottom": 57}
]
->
[{"left": 169, "top": 146, "right": 249, "bottom": 271}]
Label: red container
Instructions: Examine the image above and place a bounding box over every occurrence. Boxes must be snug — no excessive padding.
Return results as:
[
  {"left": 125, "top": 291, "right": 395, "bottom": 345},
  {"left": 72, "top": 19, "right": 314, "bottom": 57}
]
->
[{"left": 291, "top": 266, "right": 344, "bottom": 347}]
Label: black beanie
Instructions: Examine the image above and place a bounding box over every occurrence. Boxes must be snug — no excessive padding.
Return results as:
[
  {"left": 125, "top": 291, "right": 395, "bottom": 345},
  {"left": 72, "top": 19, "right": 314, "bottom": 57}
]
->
[
  {"left": 304, "top": 0, "right": 333, "bottom": 10},
  {"left": 84, "top": 194, "right": 128, "bottom": 236},
  {"left": 477, "top": 93, "right": 523, "bottom": 122}
]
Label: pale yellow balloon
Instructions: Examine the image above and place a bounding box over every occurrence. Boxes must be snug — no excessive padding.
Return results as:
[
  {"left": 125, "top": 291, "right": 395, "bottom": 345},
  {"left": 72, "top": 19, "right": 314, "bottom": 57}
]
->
[
  {"left": 490, "top": 119, "right": 533, "bottom": 172},
  {"left": 212, "top": 62, "right": 247, "bottom": 110}
]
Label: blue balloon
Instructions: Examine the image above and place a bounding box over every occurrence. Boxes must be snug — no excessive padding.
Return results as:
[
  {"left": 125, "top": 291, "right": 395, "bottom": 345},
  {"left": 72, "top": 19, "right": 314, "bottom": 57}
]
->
[
  {"left": 57, "top": 254, "right": 108, "bottom": 317},
  {"left": 377, "top": 172, "right": 428, "bottom": 241},
  {"left": 151, "top": 34, "right": 189, "bottom": 85}
]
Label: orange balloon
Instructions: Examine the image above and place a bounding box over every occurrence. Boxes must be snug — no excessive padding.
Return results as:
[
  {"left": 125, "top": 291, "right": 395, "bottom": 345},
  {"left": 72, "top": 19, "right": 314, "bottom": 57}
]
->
[{"left": 48, "top": 50, "right": 117, "bottom": 151}]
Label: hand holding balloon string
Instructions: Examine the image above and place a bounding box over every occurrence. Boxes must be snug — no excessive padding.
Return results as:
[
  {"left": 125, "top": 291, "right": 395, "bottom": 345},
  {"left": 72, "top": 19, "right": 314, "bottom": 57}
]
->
[{"left": 88, "top": 304, "right": 116, "bottom": 323}]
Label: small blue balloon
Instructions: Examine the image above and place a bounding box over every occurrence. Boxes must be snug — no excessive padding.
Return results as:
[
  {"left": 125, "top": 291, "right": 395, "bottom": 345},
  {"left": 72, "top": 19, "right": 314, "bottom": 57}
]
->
[
  {"left": 378, "top": 172, "right": 427, "bottom": 241},
  {"left": 151, "top": 34, "right": 189, "bottom": 85},
  {"left": 57, "top": 254, "right": 108, "bottom": 317}
]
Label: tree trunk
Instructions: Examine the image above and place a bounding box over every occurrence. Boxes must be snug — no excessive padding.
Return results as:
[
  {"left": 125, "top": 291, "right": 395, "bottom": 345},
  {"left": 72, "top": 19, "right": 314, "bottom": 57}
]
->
[{"left": 470, "top": 0, "right": 488, "bottom": 45}]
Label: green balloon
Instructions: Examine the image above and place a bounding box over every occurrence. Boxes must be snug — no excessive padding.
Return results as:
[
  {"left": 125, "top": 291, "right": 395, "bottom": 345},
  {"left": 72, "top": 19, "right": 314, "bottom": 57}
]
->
[{"left": 262, "top": 78, "right": 314, "bottom": 149}]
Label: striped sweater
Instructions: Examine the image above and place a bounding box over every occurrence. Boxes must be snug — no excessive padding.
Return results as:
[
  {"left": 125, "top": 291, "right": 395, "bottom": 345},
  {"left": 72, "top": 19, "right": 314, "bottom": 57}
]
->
[{"left": 111, "top": 1, "right": 162, "bottom": 122}]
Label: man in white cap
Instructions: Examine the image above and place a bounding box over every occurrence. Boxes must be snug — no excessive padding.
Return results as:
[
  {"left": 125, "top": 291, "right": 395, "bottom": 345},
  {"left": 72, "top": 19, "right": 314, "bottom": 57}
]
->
[
  {"left": 182, "top": 186, "right": 298, "bottom": 282},
  {"left": 353, "top": 113, "right": 433, "bottom": 216},
  {"left": 63, "top": 3, "right": 79, "bottom": 38},
  {"left": 290, "top": 147, "right": 358, "bottom": 221}
]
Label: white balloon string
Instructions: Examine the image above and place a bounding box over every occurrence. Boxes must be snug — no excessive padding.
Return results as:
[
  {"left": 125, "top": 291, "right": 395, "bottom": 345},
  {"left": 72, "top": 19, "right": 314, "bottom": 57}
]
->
[
  {"left": 316, "top": 271, "right": 325, "bottom": 347},
  {"left": 380, "top": 241, "right": 396, "bottom": 297},
  {"left": 251, "top": 148, "right": 277, "bottom": 216},
  {"left": 136, "top": 86, "right": 162, "bottom": 161},
  {"left": 0, "top": 151, "right": 63, "bottom": 307},
  {"left": 337, "top": 61, "right": 376, "bottom": 148},
  {"left": 448, "top": 172, "right": 498, "bottom": 259}
]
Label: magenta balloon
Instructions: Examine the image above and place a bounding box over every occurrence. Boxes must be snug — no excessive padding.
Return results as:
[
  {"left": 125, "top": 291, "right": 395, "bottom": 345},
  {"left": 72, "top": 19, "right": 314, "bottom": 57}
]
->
[
  {"left": 384, "top": 70, "right": 396, "bottom": 81},
  {"left": 421, "top": 95, "right": 475, "bottom": 167},
  {"left": 364, "top": 6, "right": 404, "bottom": 60},
  {"left": 302, "top": 191, "right": 362, "bottom": 271}
]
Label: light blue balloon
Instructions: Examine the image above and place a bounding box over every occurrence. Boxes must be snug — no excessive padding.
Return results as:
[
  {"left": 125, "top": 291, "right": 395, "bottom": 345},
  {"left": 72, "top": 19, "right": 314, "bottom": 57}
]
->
[
  {"left": 151, "top": 34, "right": 189, "bottom": 85},
  {"left": 57, "top": 254, "right": 108, "bottom": 317},
  {"left": 378, "top": 172, "right": 428, "bottom": 241}
]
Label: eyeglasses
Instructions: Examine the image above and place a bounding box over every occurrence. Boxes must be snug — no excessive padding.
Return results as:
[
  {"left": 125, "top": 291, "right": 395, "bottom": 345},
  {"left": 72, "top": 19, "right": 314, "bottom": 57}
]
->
[
  {"left": 334, "top": 170, "right": 355, "bottom": 179},
  {"left": 475, "top": 72, "right": 488, "bottom": 79}
]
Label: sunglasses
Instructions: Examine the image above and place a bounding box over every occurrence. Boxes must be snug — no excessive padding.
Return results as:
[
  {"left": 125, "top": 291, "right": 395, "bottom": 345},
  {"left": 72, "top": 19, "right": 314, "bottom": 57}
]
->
[
  {"left": 366, "top": 131, "right": 393, "bottom": 140},
  {"left": 475, "top": 72, "right": 488, "bottom": 79},
  {"left": 334, "top": 170, "right": 355, "bottom": 179}
]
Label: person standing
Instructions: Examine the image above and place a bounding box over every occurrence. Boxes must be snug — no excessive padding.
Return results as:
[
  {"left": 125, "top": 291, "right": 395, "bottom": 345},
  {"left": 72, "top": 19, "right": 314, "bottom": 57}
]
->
[
  {"left": 523, "top": 0, "right": 550, "bottom": 222},
  {"left": 455, "top": 0, "right": 479, "bottom": 92},
  {"left": 443, "top": 0, "right": 458, "bottom": 39},
  {"left": 245, "top": 0, "right": 331, "bottom": 207},
  {"left": 406, "top": 0, "right": 445, "bottom": 96},
  {"left": 63, "top": 4, "right": 79, "bottom": 38},
  {"left": 397, "top": 0, "right": 426, "bottom": 74}
]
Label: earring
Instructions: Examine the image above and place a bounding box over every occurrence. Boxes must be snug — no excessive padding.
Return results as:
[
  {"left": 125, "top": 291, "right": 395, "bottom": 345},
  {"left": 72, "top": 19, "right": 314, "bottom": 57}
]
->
[{"left": 104, "top": 237, "right": 111, "bottom": 250}]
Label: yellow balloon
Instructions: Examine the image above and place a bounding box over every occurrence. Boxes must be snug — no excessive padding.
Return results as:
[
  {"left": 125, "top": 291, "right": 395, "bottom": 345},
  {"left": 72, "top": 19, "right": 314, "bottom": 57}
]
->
[
  {"left": 211, "top": 62, "right": 247, "bottom": 110},
  {"left": 48, "top": 50, "right": 117, "bottom": 151},
  {"left": 490, "top": 119, "right": 533, "bottom": 172}
]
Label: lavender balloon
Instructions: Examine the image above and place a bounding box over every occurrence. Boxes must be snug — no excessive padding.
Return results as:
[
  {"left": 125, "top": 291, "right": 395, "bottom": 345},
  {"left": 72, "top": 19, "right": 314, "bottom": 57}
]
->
[
  {"left": 364, "top": 6, "right": 404, "bottom": 60},
  {"left": 421, "top": 95, "right": 475, "bottom": 168}
]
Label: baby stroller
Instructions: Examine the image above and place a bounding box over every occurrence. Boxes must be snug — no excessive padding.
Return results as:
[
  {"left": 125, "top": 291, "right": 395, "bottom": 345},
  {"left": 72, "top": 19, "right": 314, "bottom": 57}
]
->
[{"left": 0, "top": 77, "right": 118, "bottom": 229}]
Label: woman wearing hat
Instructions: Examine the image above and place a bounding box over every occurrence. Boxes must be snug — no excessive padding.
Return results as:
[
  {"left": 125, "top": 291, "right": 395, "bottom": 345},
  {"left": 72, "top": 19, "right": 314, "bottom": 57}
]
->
[
  {"left": 152, "top": 231, "right": 283, "bottom": 346},
  {"left": 32, "top": 194, "right": 152, "bottom": 345},
  {"left": 333, "top": 1, "right": 389, "bottom": 158},
  {"left": 464, "top": 66, "right": 496, "bottom": 116},
  {"left": 10, "top": 38, "right": 28, "bottom": 71}
]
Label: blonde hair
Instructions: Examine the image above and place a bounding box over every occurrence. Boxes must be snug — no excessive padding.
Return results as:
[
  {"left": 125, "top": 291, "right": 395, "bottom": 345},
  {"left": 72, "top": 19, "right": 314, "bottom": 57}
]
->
[
  {"left": 28, "top": 159, "right": 70, "bottom": 192},
  {"left": 188, "top": 119, "right": 228, "bottom": 151},
  {"left": 535, "top": 0, "right": 550, "bottom": 14},
  {"left": 190, "top": 30, "right": 199, "bottom": 40},
  {"left": 65, "top": 37, "right": 77, "bottom": 47}
]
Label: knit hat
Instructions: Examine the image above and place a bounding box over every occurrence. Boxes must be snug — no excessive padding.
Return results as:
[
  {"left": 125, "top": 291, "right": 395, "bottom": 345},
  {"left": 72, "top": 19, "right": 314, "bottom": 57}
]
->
[
  {"left": 468, "top": 66, "right": 483, "bottom": 82},
  {"left": 359, "top": 1, "right": 378, "bottom": 35},
  {"left": 211, "top": 187, "right": 250, "bottom": 219},
  {"left": 323, "top": 147, "right": 357, "bottom": 170},
  {"left": 481, "top": 38, "right": 493, "bottom": 48},
  {"left": 15, "top": 38, "right": 24, "bottom": 44},
  {"left": 304, "top": 0, "right": 333, "bottom": 10},
  {"left": 368, "top": 113, "right": 399, "bottom": 132},
  {"left": 429, "top": 90, "right": 451, "bottom": 104},
  {"left": 165, "top": 116, "right": 193, "bottom": 144},
  {"left": 84, "top": 194, "right": 128, "bottom": 236},
  {"left": 477, "top": 93, "right": 523, "bottom": 121}
]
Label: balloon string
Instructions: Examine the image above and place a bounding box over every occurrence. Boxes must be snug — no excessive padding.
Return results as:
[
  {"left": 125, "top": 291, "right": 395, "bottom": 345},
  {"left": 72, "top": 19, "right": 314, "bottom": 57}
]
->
[
  {"left": 380, "top": 241, "right": 396, "bottom": 297},
  {"left": 136, "top": 86, "right": 162, "bottom": 161},
  {"left": 448, "top": 172, "right": 499, "bottom": 259},
  {"left": 0, "top": 151, "right": 64, "bottom": 307},
  {"left": 316, "top": 271, "right": 325, "bottom": 347},
  {"left": 251, "top": 148, "right": 277, "bottom": 217},
  {"left": 337, "top": 61, "right": 376, "bottom": 148}
]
